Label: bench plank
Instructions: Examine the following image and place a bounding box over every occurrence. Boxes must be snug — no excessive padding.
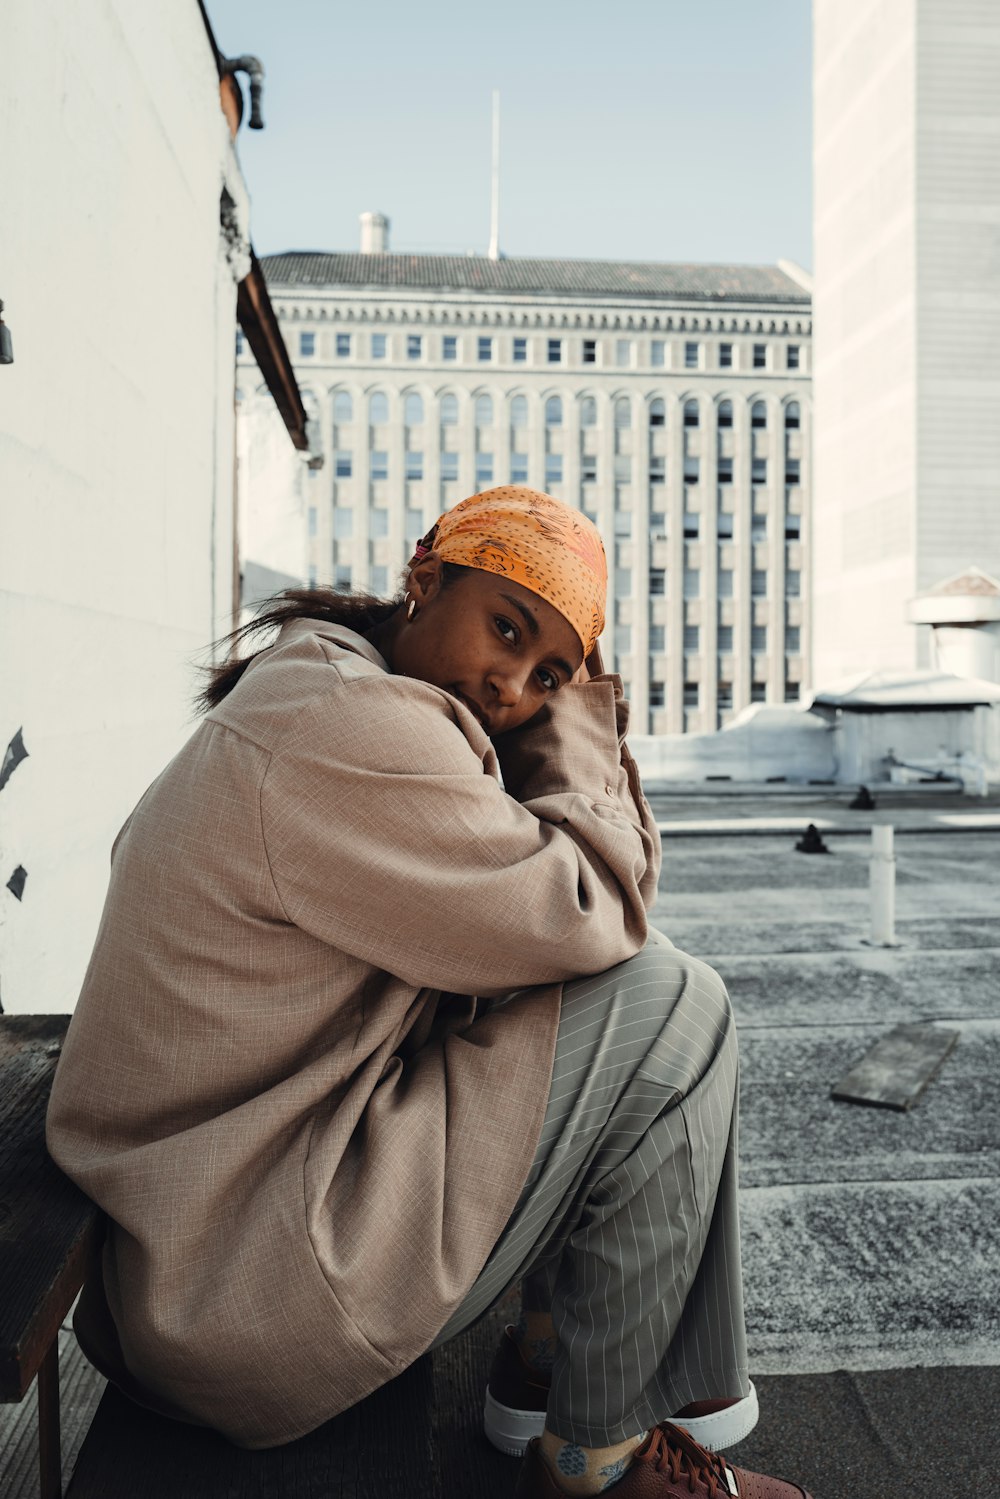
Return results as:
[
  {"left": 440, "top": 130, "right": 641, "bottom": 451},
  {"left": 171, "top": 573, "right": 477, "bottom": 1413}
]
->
[{"left": 0, "top": 1016, "right": 102, "bottom": 1402}]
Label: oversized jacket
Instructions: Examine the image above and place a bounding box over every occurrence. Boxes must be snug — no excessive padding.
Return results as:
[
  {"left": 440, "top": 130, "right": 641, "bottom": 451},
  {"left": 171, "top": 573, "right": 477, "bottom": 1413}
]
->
[{"left": 46, "top": 617, "right": 661, "bottom": 1448}]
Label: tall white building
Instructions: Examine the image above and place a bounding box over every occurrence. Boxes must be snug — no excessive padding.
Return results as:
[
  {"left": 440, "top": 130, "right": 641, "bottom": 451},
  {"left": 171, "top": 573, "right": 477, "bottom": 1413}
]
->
[
  {"left": 253, "top": 232, "right": 811, "bottom": 733},
  {"left": 812, "top": 0, "right": 1000, "bottom": 685}
]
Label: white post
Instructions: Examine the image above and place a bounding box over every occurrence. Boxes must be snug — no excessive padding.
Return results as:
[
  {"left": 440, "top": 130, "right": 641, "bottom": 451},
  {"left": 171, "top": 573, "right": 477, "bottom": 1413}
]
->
[{"left": 869, "top": 824, "right": 896, "bottom": 946}]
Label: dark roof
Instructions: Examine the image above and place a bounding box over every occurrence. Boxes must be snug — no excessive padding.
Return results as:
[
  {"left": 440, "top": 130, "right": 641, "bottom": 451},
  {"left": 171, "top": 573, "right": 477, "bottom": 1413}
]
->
[{"left": 260, "top": 252, "right": 810, "bottom": 304}]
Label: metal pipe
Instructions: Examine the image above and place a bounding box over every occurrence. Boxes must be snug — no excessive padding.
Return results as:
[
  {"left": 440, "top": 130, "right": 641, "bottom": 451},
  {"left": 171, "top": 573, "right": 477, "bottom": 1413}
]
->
[{"left": 221, "top": 55, "right": 265, "bottom": 130}]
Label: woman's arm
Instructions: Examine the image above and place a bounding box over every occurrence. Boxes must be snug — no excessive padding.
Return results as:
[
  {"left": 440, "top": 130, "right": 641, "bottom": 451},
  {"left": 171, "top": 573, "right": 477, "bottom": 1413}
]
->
[
  {"left": 259, "top": 670, "right": 658, "bottom": 997},
  {"left": 493, "top": 643, "right": 661, "bottom": 908}
]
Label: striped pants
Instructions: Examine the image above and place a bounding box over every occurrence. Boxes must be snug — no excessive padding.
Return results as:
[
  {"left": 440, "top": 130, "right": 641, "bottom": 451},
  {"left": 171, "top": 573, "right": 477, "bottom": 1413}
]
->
[{"left": 431, "top": 929, "right": 749, "bottom": 1447}]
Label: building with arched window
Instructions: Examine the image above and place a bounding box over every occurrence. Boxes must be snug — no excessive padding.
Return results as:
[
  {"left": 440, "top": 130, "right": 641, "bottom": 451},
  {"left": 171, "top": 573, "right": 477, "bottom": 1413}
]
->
[{"left": 246, "top": 234, "right": 812, "bottom": 733}]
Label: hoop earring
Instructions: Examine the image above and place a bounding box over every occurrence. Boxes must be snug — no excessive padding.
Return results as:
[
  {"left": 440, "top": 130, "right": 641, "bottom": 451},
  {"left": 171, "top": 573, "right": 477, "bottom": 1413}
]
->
[{"left": 406, "top": 598, "right": 417, "bottom": 621}]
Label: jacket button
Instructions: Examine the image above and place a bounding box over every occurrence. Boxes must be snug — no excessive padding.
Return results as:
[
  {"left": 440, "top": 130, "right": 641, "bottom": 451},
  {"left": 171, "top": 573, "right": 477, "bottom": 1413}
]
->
[{"left": 605, "top": 783, "right": 616, "bottom": 797}]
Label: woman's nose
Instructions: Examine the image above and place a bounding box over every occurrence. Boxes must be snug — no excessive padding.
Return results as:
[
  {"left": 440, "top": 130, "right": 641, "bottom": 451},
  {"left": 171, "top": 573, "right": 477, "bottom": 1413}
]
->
[{"left": 487, "top": 664, "right": 528, "bottom": 707}]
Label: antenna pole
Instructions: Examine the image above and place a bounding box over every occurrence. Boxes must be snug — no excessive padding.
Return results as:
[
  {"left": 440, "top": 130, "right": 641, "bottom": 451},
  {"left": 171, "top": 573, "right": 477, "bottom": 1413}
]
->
[{"left": 488, "top": 89, "right": 500, "bottom": 260}]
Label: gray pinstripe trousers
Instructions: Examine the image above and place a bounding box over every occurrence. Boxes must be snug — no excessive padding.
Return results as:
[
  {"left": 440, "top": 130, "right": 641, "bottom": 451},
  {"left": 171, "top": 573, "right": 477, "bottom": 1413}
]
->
[{"left": 431, "top": 929, "right": 749, "bottom": 1447}]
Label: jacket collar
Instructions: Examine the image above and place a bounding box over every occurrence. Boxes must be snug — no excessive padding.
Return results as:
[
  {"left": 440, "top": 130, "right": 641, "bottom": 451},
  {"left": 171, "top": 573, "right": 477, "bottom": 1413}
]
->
[{"left": 276, "top": 615, "right": 390, "bottom": 673}]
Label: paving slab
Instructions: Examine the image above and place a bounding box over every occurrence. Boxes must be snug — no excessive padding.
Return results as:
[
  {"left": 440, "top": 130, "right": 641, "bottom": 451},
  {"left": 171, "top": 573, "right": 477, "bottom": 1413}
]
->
[
  {"left": 738, "top": 1019, "right": 1000, "bottom": 1187},
  {"left": 741, "top": 1177, "right": 1000, "bottom": 1373},
  {"left": 830, "top": 1022, "right": 960, "bottom": 1111},
  {"left": 710, "top": 949, "right": 1000, "bottom": 1028}
]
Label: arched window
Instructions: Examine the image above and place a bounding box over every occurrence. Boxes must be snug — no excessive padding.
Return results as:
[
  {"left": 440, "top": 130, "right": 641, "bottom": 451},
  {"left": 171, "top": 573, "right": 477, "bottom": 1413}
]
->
[
  {"left": 440, "top": 392, "right": 458, "bottom": 426},
  {"left": 404, "top": 392, "right": 424, "bottom": 426},
  {"left": 579, "top": 396, "right": 597, "bottom": 427},
  {"left": 683, "top": 399, "right": 699, "bottom": 428},
  {"left": 510, "top": 395, "right": 528, "bottom": 428},
  {"left": 370, "top": 391, "right": 389, "bottom": 425},
  {"left": 718, "top": 399, "right": 733, "bottom": 429},
  {"left": 784, "top": 401, "right": 800, "bottom": 430},
  {"left": 545, "top": 395, "right": 563, "bottom": 427},
  {"left": 649, "top": 398, "right": 665, "bottom": 428},
  {"left": 333, "top": 391, "right": 352, "bottom": 423},
  {"left": 614, "top": 397, "right": 631, "bottom": 429},
  {"left": 751, "top": 400, "right": 767, "bottom": 429},
  {"left": 475, "top": 394, "right": 493, "bottom": 427}
]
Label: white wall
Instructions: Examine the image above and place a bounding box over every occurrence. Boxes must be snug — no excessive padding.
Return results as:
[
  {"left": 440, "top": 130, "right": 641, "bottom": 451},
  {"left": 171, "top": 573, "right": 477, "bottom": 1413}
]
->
[
  {"left": 812, "top": 0, "right": 919, "bottom": 685},
  {"left": 915, "top": 0, "right": 1000, "bottom": 594},
  {"left": 631, "top": 707, "right": 838, "bottom": 785},
  {"left": 931, "top": 624, "right": 1000, "bottom": 686},
  {"left": 0, "top": 2, "right": 250, "bottom": 1012},
  {"left": 836, "top": 707, "right": 999, "bottom": 785},
  {"left": 632, "top": 701, "right": 999, "bottom": 786}
]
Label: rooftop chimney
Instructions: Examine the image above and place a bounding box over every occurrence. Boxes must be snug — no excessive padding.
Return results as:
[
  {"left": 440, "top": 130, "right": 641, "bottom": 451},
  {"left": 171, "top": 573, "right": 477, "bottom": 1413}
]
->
[{"left": 360, "top": 212, "right": 390, "bottom": 255}]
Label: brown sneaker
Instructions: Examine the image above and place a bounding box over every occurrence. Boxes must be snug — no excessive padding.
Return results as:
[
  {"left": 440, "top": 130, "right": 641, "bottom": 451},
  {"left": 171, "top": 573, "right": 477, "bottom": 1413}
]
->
[
  {"left": 513, "top": 1424, "right": 813, "bottom": 1498},
  {"left": 485, "top": 1326, "right": 759, "bottom": 1456}
]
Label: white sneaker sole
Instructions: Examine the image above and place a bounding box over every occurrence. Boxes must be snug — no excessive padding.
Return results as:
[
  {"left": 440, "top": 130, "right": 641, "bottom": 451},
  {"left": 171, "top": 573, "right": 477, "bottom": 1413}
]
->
[{"left": 483, "top": 1379, "right": 759, "bottom": 1458}]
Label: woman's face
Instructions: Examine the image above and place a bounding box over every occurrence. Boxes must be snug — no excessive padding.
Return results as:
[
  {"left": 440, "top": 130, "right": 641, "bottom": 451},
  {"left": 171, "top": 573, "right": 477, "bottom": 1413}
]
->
[{"left": 390, "top": 558, "right": 585, "bottom": 735}]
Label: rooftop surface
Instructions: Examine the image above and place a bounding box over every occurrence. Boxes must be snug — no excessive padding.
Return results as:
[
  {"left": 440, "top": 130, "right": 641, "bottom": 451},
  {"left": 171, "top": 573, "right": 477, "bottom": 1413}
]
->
[
  {"left": 2, "top": 788, "right": 996, "bottom": 1493},
  {"left": 260, "top": 251, "right": 811, "bottom": 304}
]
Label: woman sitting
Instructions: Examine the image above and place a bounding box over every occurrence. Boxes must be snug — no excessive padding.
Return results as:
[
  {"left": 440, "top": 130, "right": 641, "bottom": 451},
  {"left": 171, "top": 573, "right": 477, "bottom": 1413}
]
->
[{"left": 48, "top": 486, "right": 810, "bottom": 1498}]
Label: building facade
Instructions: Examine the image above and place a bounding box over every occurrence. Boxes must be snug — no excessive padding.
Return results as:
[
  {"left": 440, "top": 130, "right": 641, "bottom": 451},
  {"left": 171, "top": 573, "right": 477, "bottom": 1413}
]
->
[
  {"left": 253, "top": 242, "right": 811, "bottom": 733},
  {"left": 812, "top": 0, "right": 1000, "bottom": 684}
]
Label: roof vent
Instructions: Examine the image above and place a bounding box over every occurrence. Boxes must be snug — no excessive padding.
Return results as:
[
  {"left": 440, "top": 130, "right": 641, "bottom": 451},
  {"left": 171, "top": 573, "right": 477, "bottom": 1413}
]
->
[{"left": 360, "top": 212, "right": 390, "bottom": 255}]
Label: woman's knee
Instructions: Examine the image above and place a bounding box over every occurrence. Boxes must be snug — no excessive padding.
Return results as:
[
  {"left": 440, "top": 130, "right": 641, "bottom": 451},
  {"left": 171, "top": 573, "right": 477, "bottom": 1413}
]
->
[
  {"left": 617, "top": 943, "right": 737, "bottom": 1096},
  {"left": 614, "top": 938, "right": 733, "bottom": 1030},
  {"left": 558, "top": 939, "right": 735, "bottom": 1092}
]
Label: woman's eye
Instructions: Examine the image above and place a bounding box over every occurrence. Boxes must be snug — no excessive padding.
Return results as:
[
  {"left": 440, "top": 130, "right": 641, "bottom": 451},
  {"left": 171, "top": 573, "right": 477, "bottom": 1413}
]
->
[
  {"left": 496, "top": 616, "right": 518, "bottom": 642},
  {"left": 538, "top": 668, "right": 559, "bottom": 691}
]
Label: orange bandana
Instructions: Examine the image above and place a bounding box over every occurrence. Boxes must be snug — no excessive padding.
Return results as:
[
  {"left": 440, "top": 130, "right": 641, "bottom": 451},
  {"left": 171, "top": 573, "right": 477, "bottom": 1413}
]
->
[{"left": 412, "top": 486, "right": 607, "bottom": 657}]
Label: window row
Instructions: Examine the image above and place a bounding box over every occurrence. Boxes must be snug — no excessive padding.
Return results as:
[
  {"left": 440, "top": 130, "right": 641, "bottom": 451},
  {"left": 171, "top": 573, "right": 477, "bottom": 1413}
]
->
[
  {"left": 633, "top": 625, "right": 802, "bottom": 653},
  {"left": 334, "top": 452, "right": 531, "bottom": 485},
  {"left": 280, "top": 329, "right": 804, "bottom": 371},
  {"left": 643, "top": 568, "right": 802, "bottom": 599},
  {"left": 647, "top": 681, "right": 802, "bottom": 710},
  {"left": 330, "top": 447, "right": 805, "bottom": 494},
  {"left": 328, "top": 390, "right": 802, "bottom": 430}
]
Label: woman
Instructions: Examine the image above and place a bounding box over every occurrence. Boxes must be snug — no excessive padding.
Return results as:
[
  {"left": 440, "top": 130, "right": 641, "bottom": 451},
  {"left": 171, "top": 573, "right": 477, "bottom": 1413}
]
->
[{"left": 47, "top": 487, "right": 810, "bottom": 1498}]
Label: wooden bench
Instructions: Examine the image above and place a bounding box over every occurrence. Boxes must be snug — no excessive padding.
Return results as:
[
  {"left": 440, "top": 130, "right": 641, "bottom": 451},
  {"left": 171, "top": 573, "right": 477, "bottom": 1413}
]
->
[
  {"left": 1, "top": 1013, "right": 515, "bottom": 1498},
  {"left": 0, "top": 1015, "right": 103, "bottom": 1499}
]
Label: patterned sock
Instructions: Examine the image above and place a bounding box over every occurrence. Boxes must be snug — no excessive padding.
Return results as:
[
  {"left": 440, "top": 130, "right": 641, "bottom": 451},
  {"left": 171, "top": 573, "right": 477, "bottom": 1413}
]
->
[
  {"left": 512, "top": 1308, "right": 557, "bottom": 1374},
  {"left": 538, "top": 1429, "right": 647, "bottom": 1495}
]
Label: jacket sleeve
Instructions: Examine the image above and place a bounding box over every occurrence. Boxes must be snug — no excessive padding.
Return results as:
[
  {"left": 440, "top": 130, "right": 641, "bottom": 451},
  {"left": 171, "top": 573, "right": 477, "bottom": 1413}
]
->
[
  {"left": 259, "top": 672, "right": 660, "bottom": 997},
  {"left": 494, "top": 671, "right": 661, "bottom": 903}
]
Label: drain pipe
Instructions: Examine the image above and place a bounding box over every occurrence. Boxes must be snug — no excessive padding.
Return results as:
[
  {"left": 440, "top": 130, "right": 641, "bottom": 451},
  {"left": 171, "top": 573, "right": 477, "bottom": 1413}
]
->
[{"left": 221, "top": 56, "right": 265, "bottom": 129}]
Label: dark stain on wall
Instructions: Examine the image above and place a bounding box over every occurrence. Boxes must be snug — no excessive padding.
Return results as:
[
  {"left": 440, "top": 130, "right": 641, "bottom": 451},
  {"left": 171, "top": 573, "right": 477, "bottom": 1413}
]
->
[{"left": 0, "top": 728, "right": 29, "bottom": 792}]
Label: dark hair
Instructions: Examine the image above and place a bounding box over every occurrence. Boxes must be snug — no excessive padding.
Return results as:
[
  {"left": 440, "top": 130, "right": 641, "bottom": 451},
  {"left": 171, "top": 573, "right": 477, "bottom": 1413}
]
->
[{"left": 195, "top": 564, "right": 467, "bottom": 714}]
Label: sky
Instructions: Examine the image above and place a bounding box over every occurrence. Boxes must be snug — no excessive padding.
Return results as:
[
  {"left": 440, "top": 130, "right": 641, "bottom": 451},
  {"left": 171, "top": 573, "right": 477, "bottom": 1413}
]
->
[{"left": 205, "top": 0, "right": 813, "bottom": 270}]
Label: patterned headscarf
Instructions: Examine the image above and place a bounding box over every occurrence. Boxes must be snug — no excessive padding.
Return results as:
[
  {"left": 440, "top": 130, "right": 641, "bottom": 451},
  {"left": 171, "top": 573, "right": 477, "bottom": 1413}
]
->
[{"left": 410, "top": 486, "right": 607, "bottom": 657}]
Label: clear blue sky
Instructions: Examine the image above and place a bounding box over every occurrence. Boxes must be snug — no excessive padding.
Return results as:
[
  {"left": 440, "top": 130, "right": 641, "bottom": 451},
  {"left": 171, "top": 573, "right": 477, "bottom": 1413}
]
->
[{"left": 206, "top": 0, "right": 812, "bottom": 269}]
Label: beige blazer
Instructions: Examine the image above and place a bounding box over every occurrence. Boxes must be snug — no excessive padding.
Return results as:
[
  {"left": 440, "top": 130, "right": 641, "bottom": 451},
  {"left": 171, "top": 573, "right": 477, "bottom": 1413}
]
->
[{"left": 47, "top": 618, "right": 661, "bottom": 1447}]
